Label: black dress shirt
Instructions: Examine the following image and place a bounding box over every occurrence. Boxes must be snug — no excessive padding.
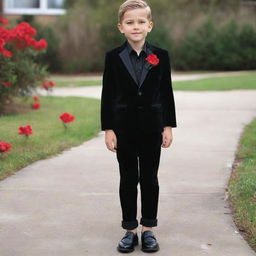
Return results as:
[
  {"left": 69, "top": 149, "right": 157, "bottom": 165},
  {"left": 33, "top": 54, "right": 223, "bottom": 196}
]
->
[{"left": 126, "top": 41, "right": 148, "bottom": 85}]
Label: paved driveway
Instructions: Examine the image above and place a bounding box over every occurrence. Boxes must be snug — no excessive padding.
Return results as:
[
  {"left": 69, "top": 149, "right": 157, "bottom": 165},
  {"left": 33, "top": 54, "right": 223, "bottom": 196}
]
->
[{"left": 0, "top": 86, "right": 256, "bottom": 255}]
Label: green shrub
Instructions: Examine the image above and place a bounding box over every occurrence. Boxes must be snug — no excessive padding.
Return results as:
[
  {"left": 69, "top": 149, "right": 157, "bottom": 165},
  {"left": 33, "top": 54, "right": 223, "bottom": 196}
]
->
[
  {"left": 54, "top": 1, "right": 256, "bottom": 72},
  {"left": 173, "top": 18, "right": 256, "bottom": 70},
  {"left": 55, "top": 0, "right": 107, "bottom": 73}
]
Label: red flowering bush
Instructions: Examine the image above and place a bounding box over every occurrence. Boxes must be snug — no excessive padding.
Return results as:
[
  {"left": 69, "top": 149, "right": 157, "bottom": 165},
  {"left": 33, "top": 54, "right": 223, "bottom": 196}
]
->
[
  {"left": 0, "top": 17, "right": 49, "bottom": 114},
  {"left": 0, "top": 81, "right": 11, "bottom": 87},
  {"left": 0, "top": 21, "right": 48, "bottom": 57},
  {"left": 59, "top": 112, "right": 75, "bottom": 128},
  {"left": 42, "top": 80, "right": 55, "bottom": 93},
  {"left": 0, "top": 17, "right": 9, "bottom": 26},
  {"left": 18, "top": 125, "right": 33, "bottom": 137},
  {"left": 0, "top": 141, "right": 12, "bottom": 154},
  {"left": 31, "top": 95, "right": 41, "bottom": 109},
  {"left": 31, "top": 102, "right": 40, "bottom": 110},
  {"left": 33, "top": 95, "right": 40, "bottom": 102}
]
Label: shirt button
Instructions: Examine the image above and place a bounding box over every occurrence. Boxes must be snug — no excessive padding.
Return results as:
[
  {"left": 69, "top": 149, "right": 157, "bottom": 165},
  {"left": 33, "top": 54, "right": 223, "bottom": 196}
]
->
[{"left": 138, "top": 91, "right": 142, "bottom": 96}]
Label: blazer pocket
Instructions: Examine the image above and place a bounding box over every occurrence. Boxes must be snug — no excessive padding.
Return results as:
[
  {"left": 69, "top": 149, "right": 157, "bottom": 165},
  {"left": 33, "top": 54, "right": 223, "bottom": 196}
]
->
[
  {"left": 138, "top": 105, "right": 164, "bottom": 131},
  {"left": 151, "top": 104, "right": 163, "bottom": 112},
  {"left": 116, "top": 104, "right": 128, "bottom": 108},
  {"left": 113, "top": 105, "right": 128, "bottom": 129}
]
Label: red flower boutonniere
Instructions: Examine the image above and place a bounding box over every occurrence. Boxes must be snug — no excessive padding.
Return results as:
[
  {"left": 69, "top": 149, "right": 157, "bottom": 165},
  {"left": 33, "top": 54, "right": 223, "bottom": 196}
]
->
[{"left": 145, "top": 54, "right": 160, "bottom": 70}]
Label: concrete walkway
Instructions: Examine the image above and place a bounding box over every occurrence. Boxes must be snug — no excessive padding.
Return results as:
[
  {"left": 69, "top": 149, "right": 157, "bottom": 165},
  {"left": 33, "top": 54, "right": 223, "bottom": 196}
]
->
[
  {"left": 39, "top": 70, "right": 255, "bottom": 99},
  {"left": 1, "top": 86, "right": 256, "bottom": 255},
  {"left": 49, "top": 70, "right": 255, "bottom": 82}
]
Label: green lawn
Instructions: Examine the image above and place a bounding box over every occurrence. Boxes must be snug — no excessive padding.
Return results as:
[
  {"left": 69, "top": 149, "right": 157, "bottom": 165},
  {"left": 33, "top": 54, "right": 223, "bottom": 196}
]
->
[
  {"left": 173, "top": 73, "right": 256, "bottom": 90},
  {"left": 0, "top": 96, "right": 101, "bottom": 181},
  {"left": 228, "top": 118, "right": 256, "bottom": 251},
  {"left": 55, "top": 80, "right": 101, "bottom": 87},
  {"left": 50, "top": 72, "right": 256, "bottom": 90}
]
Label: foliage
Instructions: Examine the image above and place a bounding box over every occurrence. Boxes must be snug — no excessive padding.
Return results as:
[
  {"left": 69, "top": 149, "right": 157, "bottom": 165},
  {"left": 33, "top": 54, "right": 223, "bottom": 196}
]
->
[
  {"left": 47, "top": 0, "right": 256, "bottom": 72},
  {"left": 0, "top": 18, "right": 49, "bottom": 114},
  {"left": 172, "top": 19, "right": 256, "bottom": 70},
  {"left": 56, "top": 1, "right": 102, "bottom": 72},
  {"left": 17, "top": 15, "right": 61, "bottom": 72}
]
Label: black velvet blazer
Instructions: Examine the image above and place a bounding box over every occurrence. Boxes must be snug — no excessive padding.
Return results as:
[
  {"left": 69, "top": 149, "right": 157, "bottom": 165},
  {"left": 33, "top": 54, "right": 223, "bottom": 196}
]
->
[{"left": 100, "top": 40, "right": 177, "bottom": 133}]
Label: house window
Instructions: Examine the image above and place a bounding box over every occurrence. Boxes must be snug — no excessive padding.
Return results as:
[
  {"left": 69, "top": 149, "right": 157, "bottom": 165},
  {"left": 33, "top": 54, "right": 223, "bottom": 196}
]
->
[
  {"left": 6, "top": 0, "right": 40, "bottom": 8},
  {"left": 47, "top": 0, "right": 63, "bottom": 9},
  {"left": 4, "top": 0, "right": 66, "bottom": 15}
]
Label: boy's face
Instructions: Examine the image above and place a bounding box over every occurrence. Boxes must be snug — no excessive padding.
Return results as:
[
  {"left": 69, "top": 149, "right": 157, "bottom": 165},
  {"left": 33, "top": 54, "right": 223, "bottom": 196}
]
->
[{"left": 118, "top": 8, "right": 153, "bottom": 44}]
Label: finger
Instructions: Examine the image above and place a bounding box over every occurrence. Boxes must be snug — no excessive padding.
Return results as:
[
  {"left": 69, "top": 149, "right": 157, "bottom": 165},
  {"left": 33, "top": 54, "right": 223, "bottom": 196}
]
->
[
  {"left": 106, "top": 142, "right": 114, "bottom": 151},
  {"left": 112, "top": 142, "right": 117, "bottom": 152},
  {"left": 167, "top": 139, "right": 173, "bottom": 147},
  {"left": 109, "top": 146, "right": 116, "bottom": 152},
  {"left": 161, "top": 137, "right": 165, "bottom": 145},
  {"left": 107, "top": 141, "right": 117, "bottom": 152},
  {"left": 114, "top": 139, "right": 117, "bottom": 149},
  {"left": 161, "top": 136, "right": 165, "bottom": 145}
]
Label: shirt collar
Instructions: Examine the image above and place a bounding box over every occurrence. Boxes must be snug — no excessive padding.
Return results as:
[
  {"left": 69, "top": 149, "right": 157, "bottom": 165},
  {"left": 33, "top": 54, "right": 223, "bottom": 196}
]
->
[{"left": 126, "top": 40, "right": 148, "bottom": 56}]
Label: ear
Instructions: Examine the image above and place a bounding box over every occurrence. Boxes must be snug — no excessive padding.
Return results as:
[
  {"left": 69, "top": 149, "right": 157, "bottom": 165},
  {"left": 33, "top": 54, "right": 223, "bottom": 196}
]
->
[
  {"left": 148, "top": 21, "right": 153, "bottom": 32},
  {"left": 117, "top": 23, "right": 124, "bottom": 34}
]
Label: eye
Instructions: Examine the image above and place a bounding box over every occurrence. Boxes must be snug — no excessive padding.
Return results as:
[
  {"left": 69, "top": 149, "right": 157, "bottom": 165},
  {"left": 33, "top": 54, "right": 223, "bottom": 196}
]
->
[
  {"left": 126, "top": 21, "right": 133, "bottom": 24},
  {"left": 139, "top": 21, "right": 146, "bottom": 23}
]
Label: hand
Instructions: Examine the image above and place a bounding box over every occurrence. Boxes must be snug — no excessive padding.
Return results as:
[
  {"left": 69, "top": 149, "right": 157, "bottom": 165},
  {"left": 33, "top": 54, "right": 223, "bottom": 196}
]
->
[
  {"left": 105, "top": 129, "right": 117, "bottom": 152},
  {"left": 161, "top": 126, "right": 173, "bottom": 148}
]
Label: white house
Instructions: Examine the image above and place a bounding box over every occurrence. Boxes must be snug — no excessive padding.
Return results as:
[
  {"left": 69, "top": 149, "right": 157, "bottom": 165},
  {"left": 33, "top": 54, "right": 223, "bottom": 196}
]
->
[{"left": 1, "top": 0, "right": 66, "bottom": 23}]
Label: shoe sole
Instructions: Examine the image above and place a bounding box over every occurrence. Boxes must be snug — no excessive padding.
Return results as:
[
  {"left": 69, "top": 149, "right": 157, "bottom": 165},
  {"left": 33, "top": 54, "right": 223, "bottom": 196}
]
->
[
  {"left": 141, "top": 244, "right": 159, "bottom": 253},
  {"left": 117, "top": 241, "right": 138, "bottom": 253},
  {"left": 117, "top": 247, "right": 135, "bottom": 253}
]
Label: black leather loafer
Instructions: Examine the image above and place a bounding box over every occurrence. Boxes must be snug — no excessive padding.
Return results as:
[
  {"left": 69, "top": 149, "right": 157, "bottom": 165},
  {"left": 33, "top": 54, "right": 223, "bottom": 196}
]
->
[
  {"left": 141, "top": 230, "right": 159, "bottom": 252},
  {"left": 117, "top": 231, "right": 138, "bottom": 253}
]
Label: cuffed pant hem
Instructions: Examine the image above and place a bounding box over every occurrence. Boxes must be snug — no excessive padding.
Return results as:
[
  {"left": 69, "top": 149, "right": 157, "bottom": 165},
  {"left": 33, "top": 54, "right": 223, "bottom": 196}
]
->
[
  {"left": 140, "top": 218, "right": 158, "bottom": 227},
  {"left": 122, "top": 220, "right": 138, "bottom": 230}
]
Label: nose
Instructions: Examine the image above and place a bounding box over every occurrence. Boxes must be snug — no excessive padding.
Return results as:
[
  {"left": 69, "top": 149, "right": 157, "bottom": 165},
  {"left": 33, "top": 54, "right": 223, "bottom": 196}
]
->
[{"left": 133, "top": 22, "right": 139, "bottom": 29}]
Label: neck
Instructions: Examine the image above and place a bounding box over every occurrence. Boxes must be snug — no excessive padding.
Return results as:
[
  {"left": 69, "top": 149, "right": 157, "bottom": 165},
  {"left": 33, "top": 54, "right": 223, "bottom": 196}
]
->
[{"left": 127, "top": 39, "right": 146, "bottom": 53}]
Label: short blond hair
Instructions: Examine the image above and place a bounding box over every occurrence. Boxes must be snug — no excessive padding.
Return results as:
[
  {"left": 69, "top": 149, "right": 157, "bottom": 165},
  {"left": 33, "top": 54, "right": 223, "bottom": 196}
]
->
[{"left": 118, "top": 0, "right": 152, "bottom": 24}]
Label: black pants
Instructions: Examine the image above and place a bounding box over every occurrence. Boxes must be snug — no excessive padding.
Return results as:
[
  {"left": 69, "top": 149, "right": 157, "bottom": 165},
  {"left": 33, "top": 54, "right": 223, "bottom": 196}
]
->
[{"left": 115, "top": 130, "right": 162, "bottom": 230}]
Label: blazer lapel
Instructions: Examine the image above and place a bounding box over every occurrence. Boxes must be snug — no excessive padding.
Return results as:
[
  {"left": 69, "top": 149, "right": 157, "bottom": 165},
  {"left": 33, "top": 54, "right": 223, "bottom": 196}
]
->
[
  {"left": 118, "top": 40, "right": 155, "bottom": 88},
  {"left": 119, "top": 47, "right": 138, "bottom": 86},
  {"left": 139, "top": 45, "right": 153, "bottom": 88}
]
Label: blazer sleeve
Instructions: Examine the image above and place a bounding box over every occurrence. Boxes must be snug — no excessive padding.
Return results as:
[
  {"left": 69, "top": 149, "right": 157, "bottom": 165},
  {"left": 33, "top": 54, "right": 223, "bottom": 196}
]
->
[
  {"left": 100, "top": 52, "right": 114, "bottom": 131},
  {"left": 161, "top": 50, "right": 177, "bottom": 127}
]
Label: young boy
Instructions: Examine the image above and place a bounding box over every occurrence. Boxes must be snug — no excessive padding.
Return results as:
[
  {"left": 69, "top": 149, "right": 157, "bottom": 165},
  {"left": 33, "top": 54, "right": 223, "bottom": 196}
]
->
[{"left": 100, "top": 0, "right": 177, "bottom": 253}]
